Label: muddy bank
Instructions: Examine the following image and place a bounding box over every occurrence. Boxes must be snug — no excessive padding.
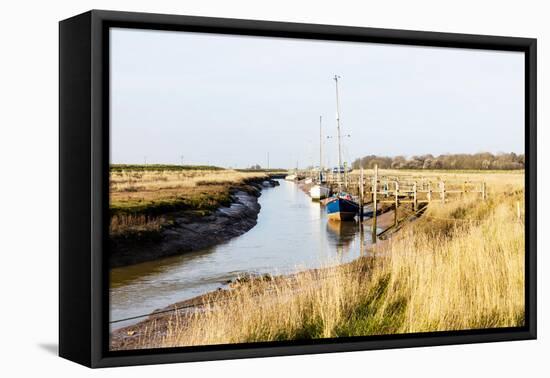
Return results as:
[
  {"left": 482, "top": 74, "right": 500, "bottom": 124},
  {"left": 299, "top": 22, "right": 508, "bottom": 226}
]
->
[{"left": 109, "top": 179, "right": 279, "bottom": 268}]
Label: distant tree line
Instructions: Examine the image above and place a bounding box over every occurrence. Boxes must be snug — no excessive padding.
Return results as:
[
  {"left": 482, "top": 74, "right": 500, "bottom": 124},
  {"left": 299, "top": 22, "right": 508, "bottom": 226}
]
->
[{"left": 351, "top": 152, "right": 525, "bottom": 170}]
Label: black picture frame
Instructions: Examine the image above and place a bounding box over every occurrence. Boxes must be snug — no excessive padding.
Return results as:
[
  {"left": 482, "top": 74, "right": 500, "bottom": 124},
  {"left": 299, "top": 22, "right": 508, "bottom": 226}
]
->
[{"left": 59, "top": 9, "right": 537, "bottom": 368}]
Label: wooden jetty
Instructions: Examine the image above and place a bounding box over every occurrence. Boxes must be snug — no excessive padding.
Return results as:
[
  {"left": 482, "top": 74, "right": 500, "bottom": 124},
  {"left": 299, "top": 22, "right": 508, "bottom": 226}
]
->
[{"left": 293, "top": 164, "right": 488, "bottom": 242}]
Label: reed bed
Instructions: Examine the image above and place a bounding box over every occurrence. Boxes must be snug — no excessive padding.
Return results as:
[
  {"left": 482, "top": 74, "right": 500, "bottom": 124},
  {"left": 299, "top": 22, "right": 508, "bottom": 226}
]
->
[
  {"left": 110, "top": 214, "right": 166, "bottom": 236},
  {"left": 124, "top": 173, "right": 524, "bottom": 349}
]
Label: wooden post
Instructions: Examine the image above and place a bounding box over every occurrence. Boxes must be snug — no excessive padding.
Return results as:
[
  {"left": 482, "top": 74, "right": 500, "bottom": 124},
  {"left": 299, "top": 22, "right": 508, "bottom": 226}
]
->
[
  {"left": 440, "top": 181, "right": 446, "bottom": 204},
  {"left": 359, "top": 221, "right": 365, "bottom": 256},
  {"left": 462, "top": 181, "right": 466, "bottom": 199},
  {"left": 359, "top": 167, "right": 365, "bottom": 221},
  {"left": 427, "top": 181, "right": 432, "bottom": 203},
  {"left": 372, "top": 164, "right": 378, "bottom": 243},
  {"left": 482, "top": 182, "right": 487, "bottom": 200},
  {"left": 413, "top": 181, "right": 417, "bottom": 211},
  {"left": 344, "top": 162, "right": 348, "bottom": 189},
  {"left": 394, "top": 181, "right": 399, "bottom": 226}
]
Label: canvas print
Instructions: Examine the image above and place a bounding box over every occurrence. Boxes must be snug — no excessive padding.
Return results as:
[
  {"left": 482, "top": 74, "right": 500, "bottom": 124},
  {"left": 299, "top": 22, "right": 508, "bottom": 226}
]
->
[{"left": 108, "top": 28, "right": 525, "bottom": 351}]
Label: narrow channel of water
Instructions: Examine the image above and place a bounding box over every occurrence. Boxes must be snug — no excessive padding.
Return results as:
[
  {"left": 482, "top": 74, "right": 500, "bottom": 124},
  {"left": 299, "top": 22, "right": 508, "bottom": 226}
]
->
[{"left": 110, "top": 180, "right": 375, "bottom": 328}]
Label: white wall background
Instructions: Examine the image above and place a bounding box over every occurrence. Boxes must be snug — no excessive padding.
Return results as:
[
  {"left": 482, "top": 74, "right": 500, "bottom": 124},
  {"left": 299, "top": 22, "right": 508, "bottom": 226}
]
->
[{"left": 0, "top": 0, "right": 546, "bottom": 376}]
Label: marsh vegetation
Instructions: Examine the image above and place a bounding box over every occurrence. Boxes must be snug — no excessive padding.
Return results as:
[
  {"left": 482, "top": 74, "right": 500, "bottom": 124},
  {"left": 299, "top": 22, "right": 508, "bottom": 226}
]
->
[
  {"left": 111, "top": 171, "right": 525, "bottom": 349},
  {"left": 109, "top": 167, "right": 269, "bottom": 236}
]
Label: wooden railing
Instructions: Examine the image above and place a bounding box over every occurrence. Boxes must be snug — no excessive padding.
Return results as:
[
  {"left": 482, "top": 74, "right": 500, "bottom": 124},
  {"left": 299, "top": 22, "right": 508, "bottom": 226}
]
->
[{"left": 294, "top": 165, "right": 487, "bottom": 242}]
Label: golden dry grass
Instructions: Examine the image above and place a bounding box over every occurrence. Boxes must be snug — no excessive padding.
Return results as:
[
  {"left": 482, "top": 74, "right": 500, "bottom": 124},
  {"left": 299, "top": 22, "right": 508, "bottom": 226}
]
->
[
  {"left": 122, "top": 171, "right": 524, "bottom": 349},
  {"left": 348, "top": 169, "right": 524, "bottom": 193},
  {"left": 110, "top": 169, "right": 267, "bottom": 193}
]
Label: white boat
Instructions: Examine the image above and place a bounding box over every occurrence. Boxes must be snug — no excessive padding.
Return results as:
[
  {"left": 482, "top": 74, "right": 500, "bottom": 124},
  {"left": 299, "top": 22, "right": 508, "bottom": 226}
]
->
[
  {"left": 310, "top": 184, "right": 330, "bottom": 200},
  {"left": 304, "top": 177, "right": 313, "bottom": 184},
  {"left": 310, "top": 115, "right": 330, "bottom": 201},
  {"left": 285, "top": 174, "right": 297, "bottom": 181}
]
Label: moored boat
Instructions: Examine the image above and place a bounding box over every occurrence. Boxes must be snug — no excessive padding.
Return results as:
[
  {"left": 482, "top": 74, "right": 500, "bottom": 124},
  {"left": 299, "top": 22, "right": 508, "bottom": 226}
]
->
[
  {"left": 310, "top": 115, "right": 330, "bottom": 201},
  {"left": 326, "top": 193, "right": 359, "bottom": 221},
  {"left": 285, "top": 174, "right": 297, "bottom": 181},
  {"left": 310, "top": 184, "right": 330, "bottom": 200},
  {"left": 325, "top": 75, "right": 359, "bottom": 221}
]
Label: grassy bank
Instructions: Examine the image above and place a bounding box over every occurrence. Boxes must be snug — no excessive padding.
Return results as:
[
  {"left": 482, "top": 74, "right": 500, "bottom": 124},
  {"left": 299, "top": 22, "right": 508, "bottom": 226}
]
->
[
  {"left": 110, "top": 168, "right": 268, "bottom": 236},
  {"left": 120, "top": 172, "right": 524, "bottom": 349},
  {"left": 110, "top": 164, "right": 224, "bottom": 172},
  {"left": 343, "top": 168, "right": 524, "bottom": 183}
]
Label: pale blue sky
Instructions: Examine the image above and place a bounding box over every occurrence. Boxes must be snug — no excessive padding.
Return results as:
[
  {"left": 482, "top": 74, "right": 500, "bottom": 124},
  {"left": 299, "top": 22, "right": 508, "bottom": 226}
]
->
[{"left": 110, "top": 28, "right": 524, "bottom": 169}]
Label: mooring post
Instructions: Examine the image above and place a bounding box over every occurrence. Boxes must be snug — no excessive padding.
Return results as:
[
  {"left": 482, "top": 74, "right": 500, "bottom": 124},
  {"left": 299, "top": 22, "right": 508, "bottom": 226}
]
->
[
  {"left": 413, "top": 181, "right": 417, "bottom": 211},
  {"left": 344, "top": 162, "right": 348, "bottom": 189},
  {"left": 359, "top": 167, "right": 365, "bottom": 221},
  {"left": 359, "top": 221, "right": 365, "bottom": 256},
  {"left": 394, "top": 181, "right": 399, "bottom": 226},
  {"left": 372, "top": 164, "right": 378, "bottom": 243}
]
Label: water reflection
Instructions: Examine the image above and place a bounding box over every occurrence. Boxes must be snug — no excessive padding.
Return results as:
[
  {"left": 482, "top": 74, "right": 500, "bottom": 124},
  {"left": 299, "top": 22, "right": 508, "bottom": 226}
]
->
[
  {"left": 326, "top": 220, "right": 358, "bottom": 247},
  {"left": 111, "top": 248, "right": 216, "bottom": 289}
]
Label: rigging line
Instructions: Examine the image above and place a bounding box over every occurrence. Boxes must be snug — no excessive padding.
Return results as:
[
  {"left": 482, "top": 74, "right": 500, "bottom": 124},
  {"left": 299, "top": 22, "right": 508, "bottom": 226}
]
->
[{"left": 110, "top": 296, "right": 239, "bottom": 324}]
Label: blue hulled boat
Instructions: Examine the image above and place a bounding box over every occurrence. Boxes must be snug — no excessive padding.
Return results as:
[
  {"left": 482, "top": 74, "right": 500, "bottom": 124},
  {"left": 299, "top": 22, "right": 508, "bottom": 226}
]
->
[
  {"left": 326, "top": 194, "right": 359, "bottom": 221},
  {"left": 325, "top": 75, "right": 360, "bottom": 221}
]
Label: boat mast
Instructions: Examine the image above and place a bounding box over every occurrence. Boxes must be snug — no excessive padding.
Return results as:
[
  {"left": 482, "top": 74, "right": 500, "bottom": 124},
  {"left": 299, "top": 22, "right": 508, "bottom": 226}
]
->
[
  {"left": 334, "top": 75, "right": 343, "bottom": 192},
  {"left": 319, "top": 115, "right": 323, "bottom": 182}
]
